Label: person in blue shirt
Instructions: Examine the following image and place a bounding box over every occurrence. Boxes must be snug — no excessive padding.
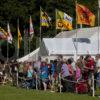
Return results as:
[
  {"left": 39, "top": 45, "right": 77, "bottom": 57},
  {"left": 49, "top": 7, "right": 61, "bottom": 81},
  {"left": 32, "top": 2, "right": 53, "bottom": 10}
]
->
[
  {"left": 51, "top": 61, "right": 56, "bottom": 77},
  {"left": 26, "top": 62, "right": 36, "bottom": 89},
  {"left": 50, "top": 60, "right": 56, "bottom": 92},
  {"left": 40, "top": 61, "right": 49, "bottom": 91}
]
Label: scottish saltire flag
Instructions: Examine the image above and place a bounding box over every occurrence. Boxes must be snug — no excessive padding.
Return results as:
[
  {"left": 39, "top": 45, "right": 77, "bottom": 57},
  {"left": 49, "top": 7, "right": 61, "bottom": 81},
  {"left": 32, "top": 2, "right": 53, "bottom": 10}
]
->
[
  {"left": 7, "top": 23, "right": 13, "bottom": 44},
  {"left": 56, "top": 9, "right": 73, "bottom": 30},
  {"left": 29, "top": 16, "right": 34, "bottom": 39}
]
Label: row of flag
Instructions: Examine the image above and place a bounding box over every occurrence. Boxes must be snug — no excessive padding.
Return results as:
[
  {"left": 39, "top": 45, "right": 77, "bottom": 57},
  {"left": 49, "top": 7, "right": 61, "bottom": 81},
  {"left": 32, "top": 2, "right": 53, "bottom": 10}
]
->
[
  {"left": 0, "top": 3, "right": 96, "bottom": 49},
  {"left": 0, "top": 15, "right": 34, "bottom": 49},
  {"left": 41, "top": 3, "right": 95, "bottom": 29}
]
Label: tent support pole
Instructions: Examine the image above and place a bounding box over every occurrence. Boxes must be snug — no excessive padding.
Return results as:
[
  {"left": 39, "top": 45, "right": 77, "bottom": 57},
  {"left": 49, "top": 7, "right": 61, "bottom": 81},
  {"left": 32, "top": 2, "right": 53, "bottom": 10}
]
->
[
  {"left": 75, "top": 0, "right": 78, "bottom": 60},
  {"left": 98, "top": 1, "right": 100, "bottom": 53}
]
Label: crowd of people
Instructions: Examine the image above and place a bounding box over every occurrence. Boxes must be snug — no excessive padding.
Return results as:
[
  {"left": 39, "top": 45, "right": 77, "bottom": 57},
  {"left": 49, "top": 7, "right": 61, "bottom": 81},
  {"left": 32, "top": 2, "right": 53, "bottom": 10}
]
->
[{"left": 0, "top": 54, "right": 100, "bottom": 94}]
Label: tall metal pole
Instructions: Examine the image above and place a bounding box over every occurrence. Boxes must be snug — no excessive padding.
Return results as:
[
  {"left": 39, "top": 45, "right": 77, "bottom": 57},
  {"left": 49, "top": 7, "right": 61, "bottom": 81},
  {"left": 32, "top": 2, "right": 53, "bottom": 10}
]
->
[
  {"left": 75, "top": 0, "right": 78, "bottom": 61},
  {"left": 40, "top": 7, "right": 42, "bottom": 47},
  {"left": 7, "top": 41, "right": 9, "bottom": 62},
  {"left": 17, "top": 18, "right": 19, "bottom": 59},
  {"left": 24, "top": 27, "right": 25, "bottom": 56},
  {"left": 29, "top": 37, "right": 31, "bottom": 53},
  {"left": 98, "top": 0, "right": 100, "bottom": 53},
  {"left": 24, "top": 28, "right": 28, "bottom": 55},
  {"left": 7, "top": 22, "right": 9, "bottom": 63},
  {"left": 55, "top": 9, "right": 57, "bottom": 36}
]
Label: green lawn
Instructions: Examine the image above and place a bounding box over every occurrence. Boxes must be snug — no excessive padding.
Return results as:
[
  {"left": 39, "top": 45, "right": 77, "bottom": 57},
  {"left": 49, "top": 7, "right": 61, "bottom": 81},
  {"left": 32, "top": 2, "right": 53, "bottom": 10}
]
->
[{"left": 0, "top": 85, "right": 100, "bottom": 100}]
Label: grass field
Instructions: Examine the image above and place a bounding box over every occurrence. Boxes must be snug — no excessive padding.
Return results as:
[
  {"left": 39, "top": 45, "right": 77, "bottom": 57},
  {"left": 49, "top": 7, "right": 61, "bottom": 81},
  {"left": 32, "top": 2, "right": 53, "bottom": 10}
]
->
[{"left": 0, "top": 85, "right": 100, "bottom": 100}]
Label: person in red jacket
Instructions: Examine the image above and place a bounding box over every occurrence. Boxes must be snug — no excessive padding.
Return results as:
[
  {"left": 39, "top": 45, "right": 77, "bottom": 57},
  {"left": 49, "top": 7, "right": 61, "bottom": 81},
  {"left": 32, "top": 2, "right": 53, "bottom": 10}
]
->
[
  {"left": 84, "top": 55, "right": 95, "bottom": 92},
  {"left": 84, "top": 55, "right": 95, "bottom": 73}
]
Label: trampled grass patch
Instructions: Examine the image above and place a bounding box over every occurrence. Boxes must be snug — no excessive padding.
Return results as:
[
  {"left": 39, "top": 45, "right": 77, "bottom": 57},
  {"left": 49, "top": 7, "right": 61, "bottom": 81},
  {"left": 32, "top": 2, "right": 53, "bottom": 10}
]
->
[{"left": 0, "top": 86, "right": 100, "bottom": 100}]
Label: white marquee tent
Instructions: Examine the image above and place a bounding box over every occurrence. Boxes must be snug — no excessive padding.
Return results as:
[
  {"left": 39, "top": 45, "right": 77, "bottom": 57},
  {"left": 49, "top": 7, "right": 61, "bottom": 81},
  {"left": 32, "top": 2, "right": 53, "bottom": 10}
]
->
[
  {"left": 17, "top": 48, "right": 40, "bottom": 62},
  {"left": 40, "top": 35, "right": 100, "bottom": 57},
  {"left": 40, "top": 38, "right": 76, "bottom": 56},
  {"left": 17, "top": 27, "right": 100, "bottom": 62}
]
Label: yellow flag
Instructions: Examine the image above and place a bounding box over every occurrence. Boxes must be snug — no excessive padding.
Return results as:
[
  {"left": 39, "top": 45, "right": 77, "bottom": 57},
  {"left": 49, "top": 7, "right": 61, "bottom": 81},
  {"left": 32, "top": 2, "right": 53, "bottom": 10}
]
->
[
  {"left": 56, "top": 10, "right": 73, "bottom": 30},
  {"left": 18, "top": 27, "right": 22, "bottom": 49},
  {"left": 40, "top": 9, "right": 51, "bottom": 27}
]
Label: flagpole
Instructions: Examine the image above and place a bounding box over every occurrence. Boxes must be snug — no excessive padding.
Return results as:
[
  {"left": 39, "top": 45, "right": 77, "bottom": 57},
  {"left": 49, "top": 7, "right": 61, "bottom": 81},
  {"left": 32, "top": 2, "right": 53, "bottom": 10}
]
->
[
  {"left": 80, "top": 24, "right": 82, "bottom": 29},
  {"left": 24, "top": 28, "right": 28, "bottom": 55},
  {"left": 7, "top": 22, "right": 9, "bottom": 63},
  {"left": 29, "top": 15, "right": 32, "bottom": 54},
  {"left": 7, "top": 22, "right": 10, "bottom": 63},
  {"left": 75, "top": 0, "right": 78, "bottom": 61},
  {"left": 24, "top": 27, "right": 26, "bottom": 55},
  {"left": 17, "top": 44, "right": 19, "bottom": 59},
  {"left": 98, "top": 0, "right": 100, "bottom": 54},
  {"left": 7, "top": 41, "right": 9, "bottom": 62},
  {"left": 29, "top": 16, "right": 31, "bottom": 54},
  {"left": 55, "top": 9, "right": 57, "bottom": 36},
  {"left": 29, "top": 37, "right": 31, "bottom": 53},
  {"left": 17, "top": 18, "right": 19, "bottom": 59},
  {"left": 40, "top": 6, "right": 42, "bottom": 47}
]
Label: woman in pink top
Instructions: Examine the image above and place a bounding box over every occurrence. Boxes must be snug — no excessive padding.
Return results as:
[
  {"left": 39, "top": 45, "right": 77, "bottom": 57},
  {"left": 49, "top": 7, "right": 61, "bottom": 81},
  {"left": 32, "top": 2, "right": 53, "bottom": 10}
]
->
[{"left": 75, "top": 61, "right": 82, "bottom": 81}]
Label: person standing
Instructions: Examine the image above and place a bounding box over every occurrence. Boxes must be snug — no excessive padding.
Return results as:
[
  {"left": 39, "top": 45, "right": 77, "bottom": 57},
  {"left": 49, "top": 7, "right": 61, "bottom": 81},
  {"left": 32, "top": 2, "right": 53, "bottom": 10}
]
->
[
  {"left": 61, "top": 59, "right": 70, "bottom": 92},
  {"left": 40, "top": 61, "right": 49, "bottom": 91},
  {"left": 95, "top": 54, "right": 100, "bottom": 89}
]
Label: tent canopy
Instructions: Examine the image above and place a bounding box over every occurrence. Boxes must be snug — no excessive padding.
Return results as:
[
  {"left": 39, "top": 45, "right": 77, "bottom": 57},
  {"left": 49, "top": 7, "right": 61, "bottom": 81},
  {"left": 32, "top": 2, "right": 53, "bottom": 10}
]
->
[
  {"left": 40, "top": 37, "right": 99, "bottom": 56},
  {"left": 18, "top": 27, "right": 100, "bottom": 62},
  {"left": 40, "top": 38, "right": 76, "bottom": 56},
  {"left": 17, "top": 48, "right": 40, "bottom": 62}
]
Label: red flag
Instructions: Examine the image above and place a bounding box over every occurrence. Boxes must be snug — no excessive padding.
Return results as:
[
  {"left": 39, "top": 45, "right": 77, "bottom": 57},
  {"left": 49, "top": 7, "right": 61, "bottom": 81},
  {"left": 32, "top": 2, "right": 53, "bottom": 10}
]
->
[{"left": 76, "top": 4, "right": 95, "bottom": 26}]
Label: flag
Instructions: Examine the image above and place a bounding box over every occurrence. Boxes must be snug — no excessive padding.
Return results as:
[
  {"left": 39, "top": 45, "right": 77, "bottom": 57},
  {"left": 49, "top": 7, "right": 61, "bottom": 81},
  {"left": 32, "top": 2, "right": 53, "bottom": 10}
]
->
[
  {"left": 56, "top": 9, "right": 73, "bottom": 30},
  {"left": 40, "top": 8, "right": 51, "bottom": 27},
  {"left": 29, "top": 16, "right": 34, "bottom": 39},
  {"left": 0, "top": 27, "right": 8, "bottom": 40},
  {"left": 24, "top": 28, "right": 28, "bottom": 37},
  {"left": 76, "top": 4, "right": 95, "bottom": 26},
  {"left": 7, "top": 23, "right": 13, "bottom": 44},
  {"left": 18, "top": 26, "right": 22, "bottom": 49}
]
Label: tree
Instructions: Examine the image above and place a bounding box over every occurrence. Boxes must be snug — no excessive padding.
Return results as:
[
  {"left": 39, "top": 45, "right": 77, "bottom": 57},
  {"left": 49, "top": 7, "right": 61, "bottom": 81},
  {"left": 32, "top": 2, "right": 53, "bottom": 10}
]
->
[{"left": 0, "top": 0, "right": 98, "bottom": 59}]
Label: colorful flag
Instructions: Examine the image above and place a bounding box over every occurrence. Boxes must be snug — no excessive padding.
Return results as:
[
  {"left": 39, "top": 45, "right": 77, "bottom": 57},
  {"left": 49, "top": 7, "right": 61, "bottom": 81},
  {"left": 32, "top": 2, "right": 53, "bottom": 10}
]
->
[
  {"left": 56, "top": 9, "right": 73, "bottom": 30},
  {"left": 0, "top": 27, "right": 8, "bottom": 40},
  {"left": 76, "top": 4, "right": 95, "bottom": 26},
  {"left": 7, "top": 23, "right": 13, "bottom": 44},
  {"left": 40, "top": 8, "right": 51, "bottom": 27},
  {"left": 29, "top": 16, "right": 34, "bottom": 39},
  {"left": 18, "top": 26, "right": 22, "bottom": 49}
]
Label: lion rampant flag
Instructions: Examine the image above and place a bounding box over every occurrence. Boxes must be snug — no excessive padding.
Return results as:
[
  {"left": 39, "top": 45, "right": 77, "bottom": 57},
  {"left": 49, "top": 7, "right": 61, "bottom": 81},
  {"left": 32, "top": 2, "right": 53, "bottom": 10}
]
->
[
  {"left": 18, "top": 26, "right": 22, "bottom": 49},
  {"left": 56, "top": 9, "right": 73, "bottom": 30},
  {"left": 76, "top": 4, "right": 95, "bottom": 26}
]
